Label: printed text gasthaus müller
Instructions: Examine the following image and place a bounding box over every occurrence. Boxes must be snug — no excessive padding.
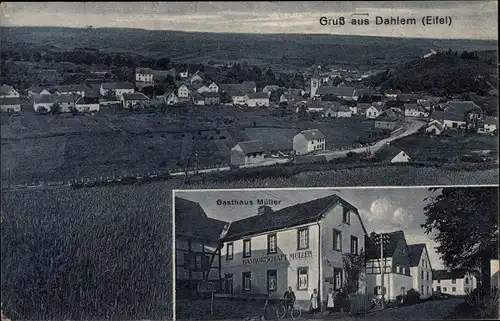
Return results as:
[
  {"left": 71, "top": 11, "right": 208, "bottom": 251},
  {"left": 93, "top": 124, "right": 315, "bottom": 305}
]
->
[{"left": 320, "top": 14, "right": 452, "bottom": 27}]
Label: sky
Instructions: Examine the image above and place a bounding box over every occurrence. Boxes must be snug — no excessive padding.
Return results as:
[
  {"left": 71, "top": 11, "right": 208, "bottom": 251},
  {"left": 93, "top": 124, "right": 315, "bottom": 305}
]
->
[
  {"left": 176, "top": 187, "right": 447, "bottom": 269},
  {"left": 1, "top": 1, "right": 498, "bottom": 40}
]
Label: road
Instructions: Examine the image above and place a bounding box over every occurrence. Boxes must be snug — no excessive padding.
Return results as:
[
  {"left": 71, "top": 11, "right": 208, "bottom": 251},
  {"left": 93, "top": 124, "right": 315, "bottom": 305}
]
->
[{"left": 316, "top": 119, "right": 427, "bottom": 161}]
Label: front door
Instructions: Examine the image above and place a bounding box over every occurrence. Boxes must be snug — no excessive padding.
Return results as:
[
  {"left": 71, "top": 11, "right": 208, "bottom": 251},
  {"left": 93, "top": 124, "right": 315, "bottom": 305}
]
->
[{"left": 225, "top": 273, "right": 233, "bottom": 294}]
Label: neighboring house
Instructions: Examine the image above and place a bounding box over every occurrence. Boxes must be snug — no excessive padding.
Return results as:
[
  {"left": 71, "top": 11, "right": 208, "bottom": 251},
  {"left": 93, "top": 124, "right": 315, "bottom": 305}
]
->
[
  {"left": 443, "top": 100, "right": 483, "bottom": 122},
  {"left": 477, "top": 116, "right": 498, "bottom": 134},
  {"left": 165, "top": 91, "right": 179, "bottom": 105},
  {"left": 192, "top": 93, "right": 205, "bottom": 106},
  {"left": 0, "top": 84, "right": 20, "bottom": 98},
  {"left": 408, "top": 244, "right": 433, "bottom": 299},
  {"left": 177, "top": 84, "right": 190, "bottom": 99},
  {"left": 179, "top": 70, "right": 189, "bottom": 78},
  {"left": 365, "top": 230, "right": 414, "bottom": 301},
  {"left": 203, "top": 92, "right": 220, "bottom": 105},
  {"left": 33, "top": 94, "right": 57, "bottom": 113},
  {"left": 0, "top": 97, "right": 21, "bottom": 112},
  {"left": 262, "top": 85, "right": 281, "bottom": 95},
  {"left": 293, "top": 129, "right": 326, "bottom": 155},
  {"left": 315, "top": 86, "right": 357, "bottom": 101},
  {"left": 100, "top": 82, "right": 135, "bottom": 98},
  {"left": 219, "top": 194, "right": 368, "bottom": 309},
  {"left": 241, "top": 81, "right": 257, "bottom": 93},
  {"left": 121, "top": 93, "right": 150, "bottom": 108},
  {"left": 231, "top": 140, "right": 266, "bottom": 166},
  {"left": 280, "top": 93, "right": 303, "bottom": 104},
  {"left": 245, "top": 93, "right": 270, "bottom": 107},
  {"left": 135, "top": 67, "right": 155, "bottom": 83},
  {"left": 53, "top": 84, "right": 88, "bottom": 97},
  {"left": 334, "top": 105, "right": 352, "bottom": 118},
  {"left": 196, "top": 85, "right": 211, "bottom": 94},
  {"left": 28, "top": 86, "right": 58, "bottom": 97},
  {"left": 404, "top": 104, "right": 430, "bottom": 118},
  {"left": 374, "top": 111, "right": 398, "bottom": 130},
  {"left": 432, "top": 269, "right": 477, "bottom": 296},
  {"left": 55, "top": 94, "right": 79, "bottom": 112},
  {"left": 175, "top": 197, "right": 228, "bottom": 298},
  {"left": 366, "top": 106, "right": 382, "bottom": 119},
  {"left": 425, "top": 122, "right": 445, "bottom": 136},
  {"left": 208, "top": 82, "right": 219, "bottom": 93},
  {"left": 189, "top": 71, "right": 205, "bottom": 84},
  {"left": 230, "top": 91, "right": 247, "bottom": 105},
  {"left": 375, "top": 144, "right": 411, "bottom": 164},
  {"left": 75, "top": 96, "right": 100, "bottom": 112},
  {"left": 430, "top": 110, "right": 467, "bottom": 130}
]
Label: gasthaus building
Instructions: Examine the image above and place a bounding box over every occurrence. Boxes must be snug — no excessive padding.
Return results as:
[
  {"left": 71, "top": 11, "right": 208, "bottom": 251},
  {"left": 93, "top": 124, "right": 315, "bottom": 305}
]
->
[{"left": 219, "top": 194, "right": 369, "bottom": 309}]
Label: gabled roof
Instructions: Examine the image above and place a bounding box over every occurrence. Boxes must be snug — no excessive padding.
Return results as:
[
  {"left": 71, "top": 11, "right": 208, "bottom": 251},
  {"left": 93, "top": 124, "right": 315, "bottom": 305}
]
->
[
  {"left": 136, "top": 67, "right": 154, "bottom": 75},
  {"left": 234, "top": 140, "right": 266, "bottom": 154},
  {"left": 444, "top": 100, "right": 482, "bottom": 114},
  {"left": 297, "top": 129, "right": 325, "bottom": 141},
  {"left": 332, "top": 104, "right": 351, "bottom": 112},
  {"left": 375, "top": 144, "right": 407, "bottom": 161},
  {"left": 53, "top": 84, "right": 88, "bottom": 92},
  {"left": 221, "top": 194, "right": 363, "bottom": 242},
  {"left": 0, "top": 97, "right": 21, "bottom": 105},
  {"left": 431, "top": 110, "right": 465, "bottom": 122},
  {"left": 202, "top": 92, "right": 219, "bottom": 98},
  {"left": 408, "top": 244, "right": 426, "bottom": 267},
  {"left": 56, "top": 94, "right": 80, "bottom": 103},
  {"left": 33, "top": 94, "right": 57, "bottom": 104},
  {"left": 427, "top": 122, "right": 445, "bottom": 132},
  {"left": 404, "top": 103, "right": 427, "bottom": 112},
  {"left": 263, "top": 85, "right": 280, "bottom": 91},
  {"left": 316, "top": 86, "right": 355, "bottom": 97},
  {"left": 122, "top": 93, "right": 150, "bottom": 101},
  {"left": 76, "top": 96, "right": 100, "bottom": 105},
  {"left": 433, "top": 269, "right": 470, "bottom": 280},
  {"left": 366, "top": 230, "right": 407, "bottom": 260},
  {"left": 246, "top": 92, "right": 269, "bottom": 99},
  {"left": 102, "top": 82, "right": 135, "bottom": 90},
  {"left": 175, "top": 197, "right": 228, "bottom": 243},
  {"left": 1, "top": 84, "right": 17, "bottom": 95}
]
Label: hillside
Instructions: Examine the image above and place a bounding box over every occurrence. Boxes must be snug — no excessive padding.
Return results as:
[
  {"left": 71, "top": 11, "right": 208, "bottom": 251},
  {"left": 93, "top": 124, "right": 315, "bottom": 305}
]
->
[{"left": 369, "top": 51, "right": 497, "bottom": 97}]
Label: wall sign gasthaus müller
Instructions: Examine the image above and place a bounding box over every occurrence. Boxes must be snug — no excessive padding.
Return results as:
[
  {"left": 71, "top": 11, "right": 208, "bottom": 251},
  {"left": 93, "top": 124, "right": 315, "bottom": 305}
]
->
[{"left": 242, "top": 250, "right": 313, "bottom": 265}]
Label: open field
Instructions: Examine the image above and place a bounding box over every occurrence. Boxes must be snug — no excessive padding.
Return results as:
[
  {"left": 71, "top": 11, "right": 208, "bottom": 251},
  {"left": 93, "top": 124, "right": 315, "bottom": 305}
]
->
[
  {"left": 1, "top": 109, "right": 383, "bottom": 186},
  {"left": 1, "top": 183, "right": 173, "bottom": 320}
]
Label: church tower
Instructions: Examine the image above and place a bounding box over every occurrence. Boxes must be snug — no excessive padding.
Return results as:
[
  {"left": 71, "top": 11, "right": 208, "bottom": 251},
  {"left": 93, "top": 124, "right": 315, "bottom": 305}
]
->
[{"left": 310, "top": 66, "right": 320, "bottom": 98}]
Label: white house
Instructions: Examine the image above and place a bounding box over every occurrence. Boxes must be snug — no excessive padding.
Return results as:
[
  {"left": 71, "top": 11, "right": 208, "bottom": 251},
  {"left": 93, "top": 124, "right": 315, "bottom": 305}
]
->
[
  {"left": 179, "top": 70, "right": 189, "bottom": 78},
  {"left": 375, "top": 144, "right": 411, "bottom": 164},
  {"left": 177, "top": 84, "right": 190, "bottom": 99},
  {"left": 230, "top": 140, "right": 266, "bottom": 166},
  {"left": 135, "top": 67, "right": 155, "bottom": 83},
  {"left": 432, "top": 269, "right": 477, "bottom": 296},
  {"left": 231, "top": 92, "right": 247, "bottom": 106},
  {"left": 0, "top": 84, "right": 20, "bottom": 98},
  {"left": 404, "top": 104, "right": 430, "bottom": 118},
  {"left": 245, "top": 93, "right": 270, "bottom": 107},
  {"left": 33, "top": 94, "right": 56, "bottom": 113},
  {"left": 425, "top": 122, "right": 445, "bottom": 136},
  {"left": 208, "top": 82, "right": 219, "bottom": 93},
  {"left": 365, "top": 231, "right": 414, "bottom": 301},
  {"left": 293, "top": 129, "right": 326, "bottom": 155},
  {"left": 196, "top": 85, "right": 211, "bottom": 94},
  {"left": 334, "top": 105, "right": 352, "bottom": 118},
  {"left": 165, "top": 91, "right": 179, "bottom": 106},
  {"left": 121, "top": 93, "right": 150, "bottom": 109},
  {"left": 0, "top": 97, "right": 21, "bottom": 112},
  {"left": 408, "top": 244, "right": 433, "bottom": 299},
  {"left": 75, "top": 96, "right": 100, "bottom": 113},
  {"left": 219, "top": 194, "right": 368, "bottom": 309},
  {"left": 100, "top": 82, "right": 135, "bottom": 99},
  {"left": 366, "top": 106, "right": 381, "bottom": 119}
]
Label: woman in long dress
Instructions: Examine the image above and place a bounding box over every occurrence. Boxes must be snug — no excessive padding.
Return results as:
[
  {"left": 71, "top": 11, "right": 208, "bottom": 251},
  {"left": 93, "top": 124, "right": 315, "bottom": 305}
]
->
[
  {"left": 327, "top": 288, "right": 335, "bottom": 314},
  {"left": 310, "top": 289, "right": 319, "bottom": 314}
]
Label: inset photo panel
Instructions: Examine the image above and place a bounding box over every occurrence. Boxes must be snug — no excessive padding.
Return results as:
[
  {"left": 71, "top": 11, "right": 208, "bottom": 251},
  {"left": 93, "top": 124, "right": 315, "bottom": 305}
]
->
[{"left": 172, "top": 186, "right": 499, "bottom": 320}]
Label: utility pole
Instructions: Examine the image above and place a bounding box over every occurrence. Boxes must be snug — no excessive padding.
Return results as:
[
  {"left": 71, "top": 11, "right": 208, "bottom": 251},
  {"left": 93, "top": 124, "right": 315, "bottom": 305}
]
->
[{"left": 374, "top": 232, "right": 390, "bottom": 309}]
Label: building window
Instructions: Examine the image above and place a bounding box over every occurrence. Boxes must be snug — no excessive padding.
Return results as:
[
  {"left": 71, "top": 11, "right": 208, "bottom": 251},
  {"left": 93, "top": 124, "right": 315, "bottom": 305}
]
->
[
  {"left": 437, "top": 280, "right": 441, "bottom": 283},
  {"left": 465, "top": 278, "right": 469, "bottom": 285},
  {"left": 195, "top": 255, "right": 202, "bottom": 270},
  {"left": 267, "top": 270, "right": 277, "bottom": 292},
  {"left": 452, "top": 279, "right": 456, "bottom": 284},
  {"left": 297, "top": 228, "right": 309, "bottom": 250},
  {"left": 402, "top": 267, "right": 405, "bottom": 274},
  {"left": 452, "top": 287, "right": 456, "bottom": 292},
  {"left": 396, "top": 265, "right": 401, "bottom": 274},
  {"left": 443, "top": 287, "right": 447, "bottom": 292},
  {"left": 421, "top": 285, "right": 424, "bottom": 295},
  {"left": 334, "top": 268, "right": 343, "bottom": 291},
  {"left": 243, "top": 239, "right": 251, "bottom": 258},
  {"left": 333, "top": 229, "right": 342, "bottom": 251},
  {"left": 421, "top": 271, "right": 424, "bottom": 279},
  {"left": 427, "top": 286, "right": 429, "bottom": 295},
  {"left": 225, "top": 273, "right": 233, "bottom": 294},
  {"left": 374, "top": 286, "right": 387, "bottom": 295},
  {"left": 242, "top": 272, "right": 251, "bottom": 292},
  {"left": 342, "top": 207, "right": 350, "bottom": 224},
  {"left": 350, "top": 236, "right": 358, "bottom": 255},
  {"left": 267, "top": 233, "right": 277, "bottom": 254},
  {"left": 226, "top": 242, "right": 234, "bottom": 260},
  {"left": 426, "top": 272, "right": 429, "bottom": 281},
  {"left": 297, "top": 267, "right": 309, "bottom": 290}
]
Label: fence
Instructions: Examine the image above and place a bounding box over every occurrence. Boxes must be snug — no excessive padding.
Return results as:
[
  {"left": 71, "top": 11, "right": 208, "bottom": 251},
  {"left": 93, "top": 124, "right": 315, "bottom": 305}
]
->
[{"left": 349, "top": 293, "right": 374, "bottom": 314}]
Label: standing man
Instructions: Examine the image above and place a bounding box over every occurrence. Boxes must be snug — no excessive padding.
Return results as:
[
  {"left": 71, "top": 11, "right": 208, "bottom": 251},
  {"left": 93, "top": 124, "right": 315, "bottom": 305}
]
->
[{"left": 284, "top": 286, "right": 296, "bottom": 311}]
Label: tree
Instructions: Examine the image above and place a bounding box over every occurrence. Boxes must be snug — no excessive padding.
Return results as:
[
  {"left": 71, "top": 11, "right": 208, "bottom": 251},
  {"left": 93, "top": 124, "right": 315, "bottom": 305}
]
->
[
  {"left": 422, "top": 187, "right": 498, "bottom": 290},
  {"left": 142, "top": 86, "right": 155, "bottom": 98},
  {"left": 51, "top": 103, "right": 61, "bottom": 115},
  {"left": 341, "top": 250, "right": 366, "bottom": 294}
]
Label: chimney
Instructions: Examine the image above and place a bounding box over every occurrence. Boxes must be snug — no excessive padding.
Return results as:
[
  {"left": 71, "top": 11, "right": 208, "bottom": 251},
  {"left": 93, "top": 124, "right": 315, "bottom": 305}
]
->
[{"left": 258, "top": 205, "right": 273, "bottom": 216}]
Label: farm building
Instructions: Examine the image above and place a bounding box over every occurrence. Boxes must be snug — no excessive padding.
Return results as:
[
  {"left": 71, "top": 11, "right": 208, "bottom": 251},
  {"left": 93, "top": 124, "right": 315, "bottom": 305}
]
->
[
  {"left": 375, "top": 144, "right": 411, "bottom": 163},
  {"left": 425, "top": 122, "right": 445, "bottom": 136},
  {"left": 280, "top": 93, "right": 303, "bottom": 104},
  {"left": 189, "top": 71, "right": 205, "bottom": 84},
  {"left": 432, "top": 269, "right": 477, "bottom": 296},
  {"left": 218, "top": 194, "right": 368, "bottom": 310},
  {"left": 174, "top": 197, "right": 228, "bottom": 298},
  {"left": 202, "top": 92, "right": 220, "bottom": 105},
  {"left": 100, "top": 82, "right": 135, "bottom": 99},
  {"left": 135, "top": 67, "right": 155, "bottom": 83},
  {"left": 229, "top": 90, "right": 247, "bottom": 105},
  {"left": 374, "top": 110, "right": 398, "bottom": 130},
  {"left": 408, "top": 244, "right": 433, "bottom": 299},
  {"left": 28, "top": 86, "right": 59, "bottom": 97},
  {"left": 366, "top": 105, "right": 382, "bottom": 119},
  {"left": 121, "top": 93, "right": 150, "bottom": 109},
  {"left": 262, "top": 85, "right": 281, "bottom": 94},
  {"left": 430, "top": 110, "right": 467, "bottom": 130},
  {"left": 192, "top": 93, "right": 205, "bottom": 106},
  {"left": 245, "top": 93, "right": 270, "bottom": 107},
  {"left": 0, "top": 97, "right": 21, "bottom": 112},
  {"left": 231, "top": 140, "right": 266, "bottom": 166},
  {"left": 53, "top": 84, "right": 89, "bottom": 97},
  {"left": 33, "top": 94, "right": 57, "bottom": 113},
  {"left": 293, "top": 129, "right": 326, "bottom": 155},
  {"left": 177, "top": 85, "right": 190, "bottom": 99},
  {"left": 443, "top": 100, "right": 483, "bottom": 121},
  {"left": 477, "top": 116, "right": 498, "bottom": 134},
  {"left": 55, "top": 94, "right": 79, "bottom": 112},
  {"left": 365, "top": 230, "right": 414, "bottom": 301},
  {"left": 315, "top": 86, "right": 357, "bottom": 101},
  {"left": 404, "top": 104, "right": 430, "bottom": 118},
  {"left": 1, "top": 84, "right": 20, "bottom": 98},
  {"left": 165, "top": 91, "right": 179, "bottom": 105},
  {"left": 75, "top": 96, "right": 100, "bottom": 113}
]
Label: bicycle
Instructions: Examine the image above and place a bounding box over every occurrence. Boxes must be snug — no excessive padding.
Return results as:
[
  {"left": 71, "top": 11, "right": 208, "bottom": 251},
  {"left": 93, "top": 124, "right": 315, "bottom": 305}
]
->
[
  {"left": 276, "top": 300, "right": 302, "bottom": 319},
  {"left": 369, "top": 297, "right": 384, "bottom": 311}
]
